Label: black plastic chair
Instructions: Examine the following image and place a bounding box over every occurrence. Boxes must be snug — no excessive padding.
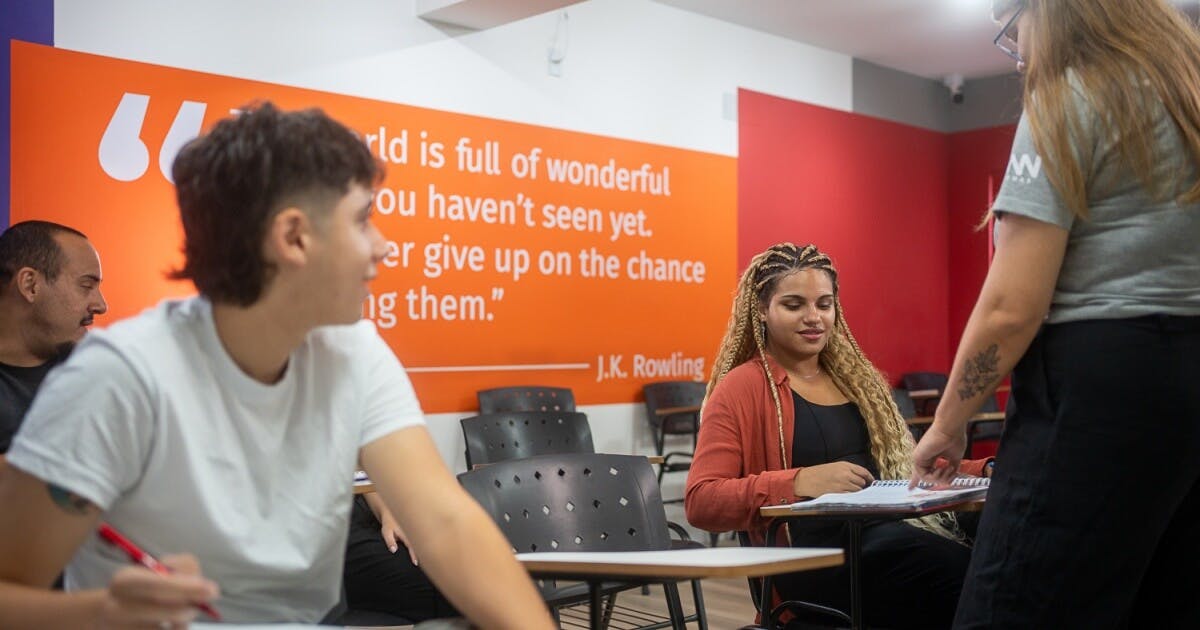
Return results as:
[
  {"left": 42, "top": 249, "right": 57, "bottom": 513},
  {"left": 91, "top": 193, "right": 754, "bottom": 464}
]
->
[
  {"left": 900, "top": 372, "right": 948, "bottom": 416},
  {"left": 477, "top": 386, "right": 575, "bottom": 414},
  {"left": 460, "top": 411, "right": 594, "bottom": 470},
  {"left": 889, "top": 388, "right": 916, "bottom": 420},
  {"left": 966, "top": 394, "right": 1005, "bottom": 458},
  {"left": 891, "top": 388, "right": 924, "bottom": 442},
  {"left": 458, "top": 453, "right": 708, "bottom": 630},
  {"left": 902, "top": 373, "right": 1004, "bottom": 458},
  {"left": 642, "top": 381, "right": 705, "bottom": 487}
]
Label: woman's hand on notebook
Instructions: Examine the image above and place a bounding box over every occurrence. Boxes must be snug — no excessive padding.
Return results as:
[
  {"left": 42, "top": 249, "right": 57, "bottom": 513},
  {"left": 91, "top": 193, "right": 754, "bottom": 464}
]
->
[{"left": 793, "top": 461, "right": 875, "bottom": 498}]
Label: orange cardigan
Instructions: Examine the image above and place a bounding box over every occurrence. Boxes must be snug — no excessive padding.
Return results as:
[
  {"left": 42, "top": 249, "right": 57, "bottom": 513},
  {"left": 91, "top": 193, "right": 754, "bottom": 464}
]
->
[{"left": 684, "top": 356, "right": 987, "bottom": 547}]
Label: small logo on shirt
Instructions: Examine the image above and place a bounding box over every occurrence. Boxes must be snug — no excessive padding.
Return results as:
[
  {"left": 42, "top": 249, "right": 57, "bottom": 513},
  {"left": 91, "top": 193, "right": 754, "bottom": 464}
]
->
[{"left": 1006, "top": 153, "right": 1042, "bottom": 184}]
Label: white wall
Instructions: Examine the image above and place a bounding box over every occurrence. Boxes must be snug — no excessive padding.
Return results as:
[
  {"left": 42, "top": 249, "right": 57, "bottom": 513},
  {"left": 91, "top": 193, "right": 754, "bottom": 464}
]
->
[{"left": 53, "top": 0, "right": 853, "bottom": 485}]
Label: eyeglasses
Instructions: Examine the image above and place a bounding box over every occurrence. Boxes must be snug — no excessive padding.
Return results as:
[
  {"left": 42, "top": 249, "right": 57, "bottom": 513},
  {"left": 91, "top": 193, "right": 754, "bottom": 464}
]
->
[{"left": 993, "top": 4, "right": 1024, "bottom": 63}]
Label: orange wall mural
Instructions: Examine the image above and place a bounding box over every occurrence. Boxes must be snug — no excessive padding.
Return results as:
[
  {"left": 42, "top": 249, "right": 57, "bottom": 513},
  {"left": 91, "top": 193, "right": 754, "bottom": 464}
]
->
[{"left": 9, "top": 42, "right": 736, "bottom": 413}]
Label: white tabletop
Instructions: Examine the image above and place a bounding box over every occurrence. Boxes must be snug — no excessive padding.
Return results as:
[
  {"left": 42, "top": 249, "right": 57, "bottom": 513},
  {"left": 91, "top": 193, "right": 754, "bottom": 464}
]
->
[{"left": 516, "top": 546, "right": 843, "bottom": 579}]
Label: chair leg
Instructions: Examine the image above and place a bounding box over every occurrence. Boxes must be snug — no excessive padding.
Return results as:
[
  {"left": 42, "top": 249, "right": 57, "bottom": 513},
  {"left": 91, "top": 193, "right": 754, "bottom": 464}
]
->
[
  {"left": 690, "top": 578, "right": 708, "bottom": 630},
  {"left": 708, "top": 531, "right": 719, "bottom": 548},
  {"left": 601, "top": 593, "right": 616, "bottom": 630},
  {"left": 656, "top": 428, "right": 667, "bottom": 485},
  {"left": 663, "top": 582, "right": 687, "bottom": 630}
]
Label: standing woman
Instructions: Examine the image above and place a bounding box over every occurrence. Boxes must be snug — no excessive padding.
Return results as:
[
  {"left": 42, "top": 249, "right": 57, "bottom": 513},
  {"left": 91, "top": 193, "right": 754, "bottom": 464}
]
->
[
  {"left": 687, "top": 243, "right": 990, "bottom": 629},
  {"left": 911, "top": 1, "right": 1200, "bottom": 627}
]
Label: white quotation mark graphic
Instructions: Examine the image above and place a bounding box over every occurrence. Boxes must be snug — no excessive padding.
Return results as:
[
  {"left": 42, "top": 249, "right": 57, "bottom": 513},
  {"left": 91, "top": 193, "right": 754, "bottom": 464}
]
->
[
  {"left": 98, "top": 93, "right": 207, "bottom": 183},
  {"left": 98, "top": 93, "right": 150, "bottom": 182}
]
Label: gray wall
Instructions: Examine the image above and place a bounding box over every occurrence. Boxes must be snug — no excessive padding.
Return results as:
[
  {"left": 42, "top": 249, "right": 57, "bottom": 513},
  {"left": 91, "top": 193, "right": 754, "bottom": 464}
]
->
[
  {"left": 851, "top": 58, "right": 1021, "bottom": 133},
  {"left": 948, "top": 72, "right": 1023, "bottom": 132}
]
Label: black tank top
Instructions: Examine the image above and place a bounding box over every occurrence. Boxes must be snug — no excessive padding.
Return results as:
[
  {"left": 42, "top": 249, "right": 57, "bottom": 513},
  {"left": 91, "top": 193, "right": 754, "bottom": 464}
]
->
[{"left": 787, "top": 390, "right": 880, "bottom": 545}]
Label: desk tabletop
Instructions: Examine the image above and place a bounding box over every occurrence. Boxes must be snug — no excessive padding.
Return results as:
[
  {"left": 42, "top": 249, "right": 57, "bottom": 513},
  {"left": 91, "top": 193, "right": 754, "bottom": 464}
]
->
[
  {"left": 905, "top": 410, "right": 1005, "bottom": 427},
  {"left": 517, "top": 546, "right": 842, "bottom": 580},
  {"left": 760, "top": 498, "right": 985, "bottom": 519},
  {"left": 654, "top": 404, "right": 701, "bottom": 417},
  {"left": 199, "top": 619, "right": 415, "bottom": 624}
]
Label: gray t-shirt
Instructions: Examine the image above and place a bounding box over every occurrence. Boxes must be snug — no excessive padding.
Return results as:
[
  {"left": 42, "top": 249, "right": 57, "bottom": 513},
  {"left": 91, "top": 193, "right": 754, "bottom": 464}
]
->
[
  {"left": 992, "top": 84, "right": 1200, "bottom": 323},
  {"left": 7, "top": 296, "right": 424, "bottom": 622}
]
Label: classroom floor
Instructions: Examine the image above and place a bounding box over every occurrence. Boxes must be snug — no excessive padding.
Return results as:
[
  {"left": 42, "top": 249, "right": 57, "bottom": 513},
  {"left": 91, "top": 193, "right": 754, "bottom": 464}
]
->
[{"left": 559, "top": 573, "right": 758, "bottom": 629}]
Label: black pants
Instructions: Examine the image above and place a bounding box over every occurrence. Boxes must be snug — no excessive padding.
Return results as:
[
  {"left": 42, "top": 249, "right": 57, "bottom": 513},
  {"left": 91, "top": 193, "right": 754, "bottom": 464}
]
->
[
  {"left": 955, "top": 315, "right": 1200, "bottom": 629},
  {"left": 776, "top": 520, "right": 972, "bottom": 630},
  {"left": 342, "top": 497, "right": 459, "bottom": 622}
]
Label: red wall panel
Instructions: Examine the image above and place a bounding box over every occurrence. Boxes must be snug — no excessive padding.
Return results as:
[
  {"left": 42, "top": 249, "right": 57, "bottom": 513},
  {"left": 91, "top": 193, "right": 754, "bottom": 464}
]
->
[
  {"left": 737, "top": 89, "right": 952, "bottom": 383},
  {"left": 946, "top": 125, "right": 1017, "bottom": 359}
]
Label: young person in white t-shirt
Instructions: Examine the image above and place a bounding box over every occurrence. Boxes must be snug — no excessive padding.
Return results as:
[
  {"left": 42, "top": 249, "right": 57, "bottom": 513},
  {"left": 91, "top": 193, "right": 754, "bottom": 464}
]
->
[{"left": 0, "top": 102, "right": 554, "bottom": 629}]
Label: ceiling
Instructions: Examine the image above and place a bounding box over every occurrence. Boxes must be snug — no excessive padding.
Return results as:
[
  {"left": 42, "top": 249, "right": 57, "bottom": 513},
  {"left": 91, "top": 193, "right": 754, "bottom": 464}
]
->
[{"left": 653, "top": 0, "right": 1200, "bottom": 81}]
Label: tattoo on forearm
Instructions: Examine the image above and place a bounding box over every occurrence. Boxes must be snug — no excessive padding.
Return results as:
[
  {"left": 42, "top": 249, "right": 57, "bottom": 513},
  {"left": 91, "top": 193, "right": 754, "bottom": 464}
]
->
[
  {"left": 47, "top": 483, "right": 94, "bottom": 515},
  {"left": 958, "top": 343, "right": 1001, "bottom": 401}
]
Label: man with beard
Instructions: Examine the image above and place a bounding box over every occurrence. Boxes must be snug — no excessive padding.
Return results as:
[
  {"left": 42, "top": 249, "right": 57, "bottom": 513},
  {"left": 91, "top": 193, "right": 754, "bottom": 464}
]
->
[{"left": 0, "top": 220, "right": 107, "bottom": 455}]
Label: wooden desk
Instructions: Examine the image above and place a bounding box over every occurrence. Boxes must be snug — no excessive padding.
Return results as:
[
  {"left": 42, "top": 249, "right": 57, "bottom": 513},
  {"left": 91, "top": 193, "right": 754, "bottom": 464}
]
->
[
  {"left": 353, "top": 481, "right": 375, "bottom": 495},
  {"left": 654, "top": 404, "right": 701, "bottom": 417},
  {"left": 905, "top": 410, "right": 1006, "bottom": 428},
  {"left": 906, "top": 389, "right": 939, "bottom": 400},
  {"left": 518, "top": 547, "right": 843, "bottom": 630},
  {"left": 759, "top": 499, "right": 984, "bottom": 630},
  {"left": 907, "top": 410, "right": 1006, "bottom": 459}
]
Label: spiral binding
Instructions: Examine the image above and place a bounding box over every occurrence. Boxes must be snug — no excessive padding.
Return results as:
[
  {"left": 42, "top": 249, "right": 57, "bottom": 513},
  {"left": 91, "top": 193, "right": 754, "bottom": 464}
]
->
[{"left": 872, "top": 477, "right": 989, "bottom": 489}]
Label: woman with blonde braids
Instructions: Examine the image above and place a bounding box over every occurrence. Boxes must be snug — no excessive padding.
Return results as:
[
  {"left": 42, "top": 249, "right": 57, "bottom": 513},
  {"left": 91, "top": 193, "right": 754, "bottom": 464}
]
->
[
  {"left": 912, "top": 1, "right": 1200, "bottom": 627},
  {"left": 685, "top": 243, "right": 990, "bottom": 629}
]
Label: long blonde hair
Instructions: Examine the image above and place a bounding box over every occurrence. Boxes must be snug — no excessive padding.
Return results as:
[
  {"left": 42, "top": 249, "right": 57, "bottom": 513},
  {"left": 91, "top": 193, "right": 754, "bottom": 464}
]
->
[
  {"left": 707, "top": 243, "right": 914, "bottom": 477},
  {"left": 1016, "top": 0, "right": 1200, "bottom": 218},
  {"left": 706, "top": 243, "right": 959, "bottom": 537}
]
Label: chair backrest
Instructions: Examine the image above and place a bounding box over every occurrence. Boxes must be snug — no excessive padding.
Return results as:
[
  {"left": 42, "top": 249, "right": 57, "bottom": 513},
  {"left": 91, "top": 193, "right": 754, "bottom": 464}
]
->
[
  {"left": 900, "top": 371, "right": 949, "bottom": 393},
  {"left": 458, "top": 453, "right": 673, "bottom": 553},
  {"left": 460, "top": 411, "right": 594, "bottom": 469},
  {"left": 642, "top": 381, "right": 705, "bottom": 432},
  {"left": 890, "top": 387, "right": 917, "bottom": 419},
  {"left": 477, "top": 386, "right": 576, "bottom": 414}
]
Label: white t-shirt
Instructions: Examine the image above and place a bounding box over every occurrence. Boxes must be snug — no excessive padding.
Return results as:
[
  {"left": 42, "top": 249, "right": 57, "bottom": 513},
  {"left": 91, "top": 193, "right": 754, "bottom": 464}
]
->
[{"left": 7, "top": 296, "right": 424, "bottom": 622}]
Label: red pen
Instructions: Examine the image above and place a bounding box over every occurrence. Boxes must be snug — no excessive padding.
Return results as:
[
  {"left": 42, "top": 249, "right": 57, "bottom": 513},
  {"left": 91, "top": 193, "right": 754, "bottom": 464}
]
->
[{"left": 97, "top": 523, "right": 222, "bottom": 621}]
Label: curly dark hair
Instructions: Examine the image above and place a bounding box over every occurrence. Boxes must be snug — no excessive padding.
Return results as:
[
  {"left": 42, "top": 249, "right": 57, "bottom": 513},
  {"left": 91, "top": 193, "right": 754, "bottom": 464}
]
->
[
  {"left": 169, "top": 101, "right": 383, "bottom": 305},
  {"left": 0, "top": 220, "right": 88, "bottom": 286}
]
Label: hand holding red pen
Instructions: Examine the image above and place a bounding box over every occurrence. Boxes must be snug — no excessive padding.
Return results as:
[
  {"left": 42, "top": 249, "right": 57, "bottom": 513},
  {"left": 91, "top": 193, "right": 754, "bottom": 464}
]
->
[{"left": 97, "top": 524, "right": 221, "bottom": 627}]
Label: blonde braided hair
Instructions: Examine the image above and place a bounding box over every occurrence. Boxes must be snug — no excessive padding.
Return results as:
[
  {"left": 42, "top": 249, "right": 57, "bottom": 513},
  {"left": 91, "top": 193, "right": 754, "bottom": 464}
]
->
[{"left": 706, "top": 243, "right": 959, "bottom": 539}]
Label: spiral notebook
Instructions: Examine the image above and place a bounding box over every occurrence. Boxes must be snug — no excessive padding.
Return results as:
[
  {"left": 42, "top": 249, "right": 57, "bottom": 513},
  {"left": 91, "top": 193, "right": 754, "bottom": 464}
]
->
[{"left": 789, "top": 478, "right": 989, "bottom": 513}]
